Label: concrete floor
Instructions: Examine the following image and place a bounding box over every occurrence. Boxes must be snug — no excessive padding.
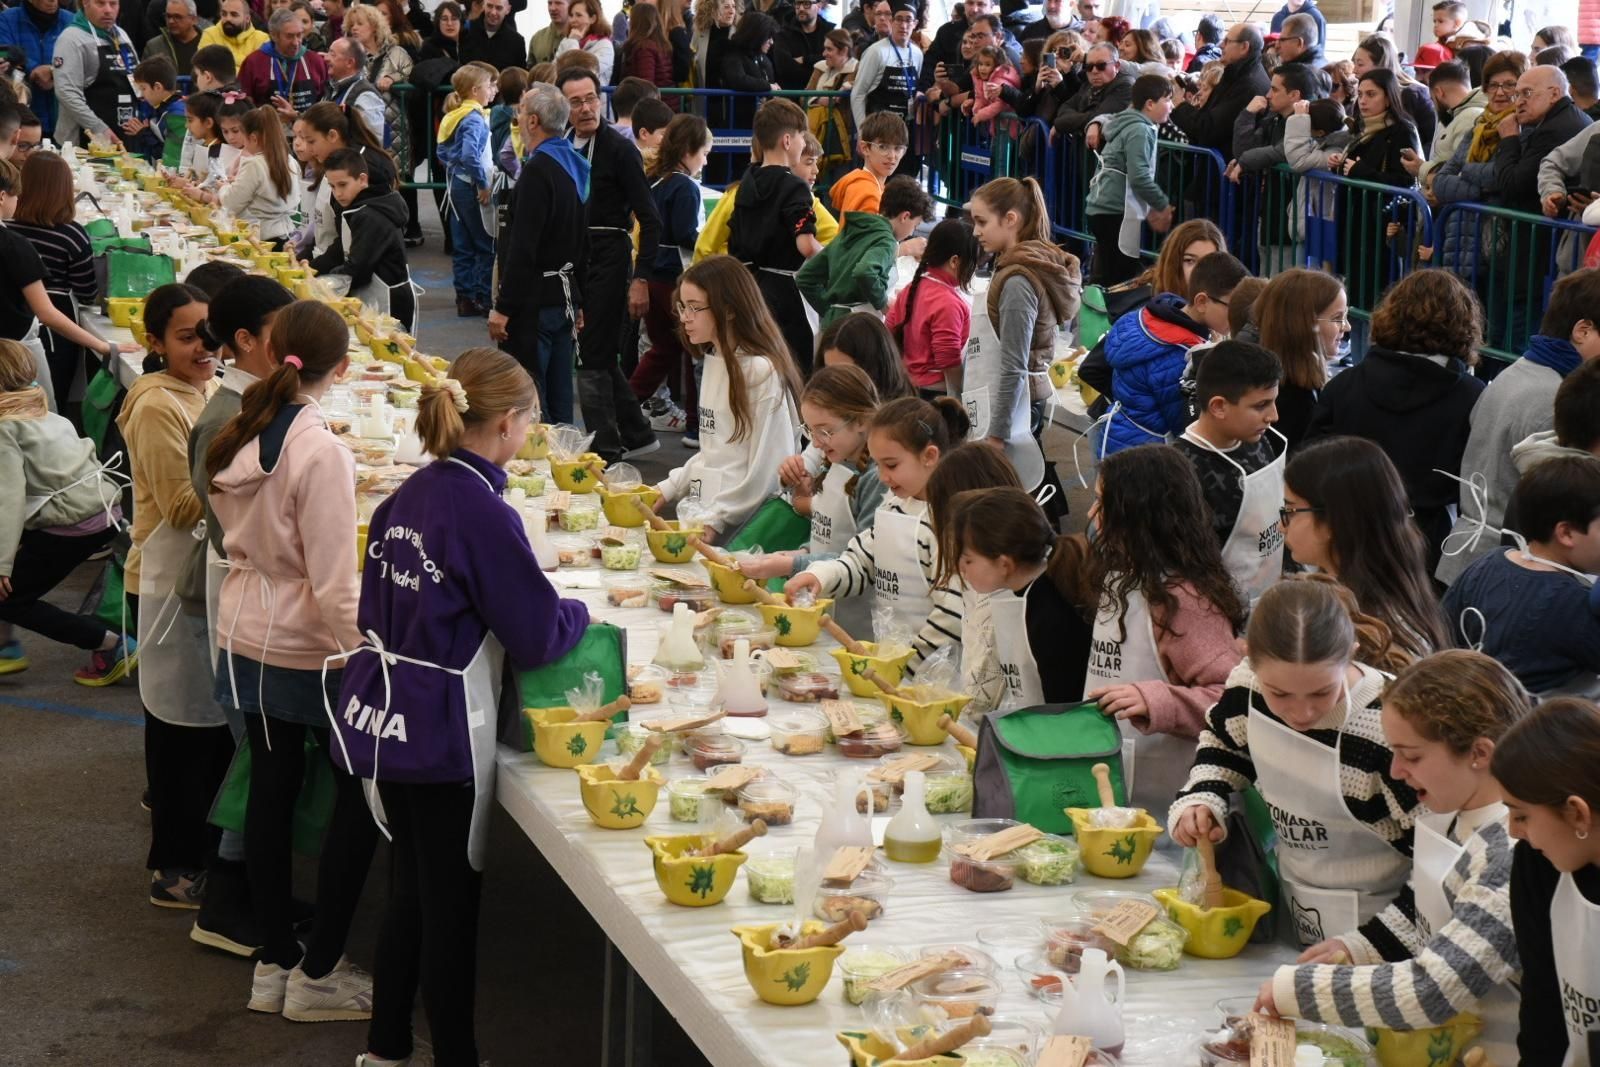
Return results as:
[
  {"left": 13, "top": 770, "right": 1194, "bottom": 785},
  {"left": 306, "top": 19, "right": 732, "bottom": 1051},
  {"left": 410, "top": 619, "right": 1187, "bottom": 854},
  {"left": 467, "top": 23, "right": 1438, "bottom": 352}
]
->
[{"left": 0, "top": 201, "right": 1094, "bottom": 1065}]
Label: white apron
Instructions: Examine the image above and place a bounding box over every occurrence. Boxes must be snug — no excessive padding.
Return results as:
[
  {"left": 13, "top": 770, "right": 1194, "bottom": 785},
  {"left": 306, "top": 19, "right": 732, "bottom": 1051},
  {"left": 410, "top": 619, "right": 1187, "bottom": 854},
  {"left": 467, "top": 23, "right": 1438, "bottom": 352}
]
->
[
  {"left": 136, "top": 392, "right": 223, "bottom": 727},
  {"left": 1179, "top": 425, "right": 1287, "bottom": 604},
  {"left": 336, "top": 215, "right": 419, "bottom": 336},
  {"left": 961, "top": 296, "right": 1046, "bottom": 491},
  {"left": 1082, "top": 584, "right": 1192, "bottom": 815},
  {"left": 1087, "top": 162, "right": 1149, "bottom": 258},
  {"left": 871, "top": 504, "right": 933, "bottom": 643},
  {"left": 322, "top": 456, "right": 510, "bottom": 871},
  {"left": 1410, "top": 810, "right": 1522, "bottom": 1064},
  {"left": 991, "top": 580, "right": 1043, "bottom": 708},
  {"left": 809, "top": 461, "right": 860, "bottom": 557},
  {"left": 18, "top": 318, "right": 56, "bottom": 414},
  {"left": 1553, "top": 871, "right": 1600, "bottom": 1066},
  {"left": 1248, "top": 691, "right": 1410, "bottom": 945}
]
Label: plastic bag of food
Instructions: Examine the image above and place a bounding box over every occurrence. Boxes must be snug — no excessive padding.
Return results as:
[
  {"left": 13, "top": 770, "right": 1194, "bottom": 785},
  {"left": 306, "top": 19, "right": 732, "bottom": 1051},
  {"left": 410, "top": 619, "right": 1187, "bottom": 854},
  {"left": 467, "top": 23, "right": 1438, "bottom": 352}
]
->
[
  {"left": 547, "top": 423, "right": 596, "bottom": 461},
  {"left": 789, "top": 584, "right": 817, "bottom": 608},
  {"left": 605, "top": 462, "right": 643, "bottom": 490},
  {"left": 564, "top": 670, "right": 606, "bottom": 717},
  {"left": 873, "top": 602, "right": 915, "bottom": 649},
  {"left": 1177, "top": 848, "right": 1208, "bottom": 906},
  {"left": 913, "top": 644, "right": 960, "bottom": 695}
]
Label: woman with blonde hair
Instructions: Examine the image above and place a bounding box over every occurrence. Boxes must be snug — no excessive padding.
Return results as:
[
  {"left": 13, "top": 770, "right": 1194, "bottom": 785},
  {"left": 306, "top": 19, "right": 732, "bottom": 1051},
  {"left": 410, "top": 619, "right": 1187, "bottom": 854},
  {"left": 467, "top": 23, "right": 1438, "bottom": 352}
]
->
[
  {"left": 1253, "top": 267, "right": 1348, "bottom": 447},
  {"left": 332, "top": 346, "right": 589, "bottom": 1067},
  {"left": 347, "top": 3, "right": 416, "bottom": 213}
]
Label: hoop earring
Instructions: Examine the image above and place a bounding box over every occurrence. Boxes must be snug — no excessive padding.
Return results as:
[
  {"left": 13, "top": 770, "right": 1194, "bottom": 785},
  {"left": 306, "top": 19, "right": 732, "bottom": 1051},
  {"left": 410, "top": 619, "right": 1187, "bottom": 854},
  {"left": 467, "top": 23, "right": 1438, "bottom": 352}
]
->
[
  {"left": 1580, "top": 830, "right": 1590, "bottom": 841},
  {"left": 499, "top": 431, "right": 510, "bottom": 440}
]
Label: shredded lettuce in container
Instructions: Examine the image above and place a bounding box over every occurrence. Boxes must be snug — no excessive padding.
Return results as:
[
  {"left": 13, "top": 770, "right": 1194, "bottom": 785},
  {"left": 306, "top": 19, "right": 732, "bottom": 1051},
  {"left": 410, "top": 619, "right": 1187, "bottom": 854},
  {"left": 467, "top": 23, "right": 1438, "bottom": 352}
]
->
[
  {"left": 745, "top": 856, "right": 796, "bottom": 904},
  {"left": 1116, "top": 915, "right": 1188, "bottom": 971},
  {"left": 1010, "top": 838, "right": 1080, "bottom": 885},
  {"left": 924, "top": 772, "right": 974, "bottom": 814}
]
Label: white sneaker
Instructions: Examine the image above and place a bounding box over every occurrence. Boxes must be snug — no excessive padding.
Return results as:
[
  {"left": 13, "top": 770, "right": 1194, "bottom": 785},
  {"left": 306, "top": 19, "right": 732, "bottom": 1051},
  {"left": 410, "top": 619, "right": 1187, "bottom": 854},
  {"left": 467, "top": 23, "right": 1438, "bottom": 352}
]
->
[
  {"left": 248, "top": 959, "right": 294, "bottom": 1014},
  {"left": 283, "top": 956, "right": 374, "bottom": 1022},
  {"left": 649, "top": 403, "right": 688, "bottom": 433},
  {"left": 355, "top": 1055, "right": 409, "bottom": 1066}
]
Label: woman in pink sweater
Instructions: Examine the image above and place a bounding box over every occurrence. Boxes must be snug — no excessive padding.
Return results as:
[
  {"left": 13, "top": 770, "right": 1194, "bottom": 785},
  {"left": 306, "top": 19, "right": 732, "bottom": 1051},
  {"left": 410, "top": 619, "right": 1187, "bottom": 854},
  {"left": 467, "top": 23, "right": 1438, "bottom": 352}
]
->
[
  {"left": 205, "top": 300, "right": 379, "bottom": 1024},
  {"left": 1083, "top": 443, "right": 1246, "bottom": 815},
  {"left": 886, "top": 218, "right": 978, "bottom": 401}
]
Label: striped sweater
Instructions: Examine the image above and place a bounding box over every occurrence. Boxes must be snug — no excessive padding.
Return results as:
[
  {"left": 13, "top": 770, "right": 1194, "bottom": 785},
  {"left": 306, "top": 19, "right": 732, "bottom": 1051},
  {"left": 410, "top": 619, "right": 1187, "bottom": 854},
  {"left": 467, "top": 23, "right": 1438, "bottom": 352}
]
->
[
  {"left": 1272, "top": 810, "right": 1520, "bottom": 1030},
  {"left": 802, "top": 495, "right": 962, "bottom": 673},
  {"left": 1169, "top": 659, "right": 1423, "bottom": 955}
]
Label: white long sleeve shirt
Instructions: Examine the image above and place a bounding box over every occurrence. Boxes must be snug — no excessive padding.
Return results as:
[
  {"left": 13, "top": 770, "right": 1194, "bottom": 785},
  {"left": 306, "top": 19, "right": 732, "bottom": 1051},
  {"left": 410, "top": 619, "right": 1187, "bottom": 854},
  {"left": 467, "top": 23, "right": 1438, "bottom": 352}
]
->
[
  {"left": 656, "top": 349, "right": 800, "bottom": 536},
  {"left": 219, "top": 153, "right": 296, "bottom": 240}
]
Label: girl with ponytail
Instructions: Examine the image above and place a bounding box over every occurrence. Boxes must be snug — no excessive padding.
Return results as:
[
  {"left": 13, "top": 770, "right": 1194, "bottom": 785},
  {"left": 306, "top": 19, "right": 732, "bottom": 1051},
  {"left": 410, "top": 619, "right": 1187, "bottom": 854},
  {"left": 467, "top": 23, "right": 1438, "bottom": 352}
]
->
[
  {"left": 885, "top": 217, "right": 977, "bottom": 401},
  {"left": 338, "top": 348, "right": 589, "bottom": 1065},
  {"left": 788, "top": 395, "right": 970, "bottom": 675},
  {"left": 964, "top": 176, "right": 1081, "bottom": 492},
  {"left": 206, "top": 300, "right": 379, "bottom": 1020},
  {"left": 1170, "top": 574, "right": 1424, "bottom": 955}
]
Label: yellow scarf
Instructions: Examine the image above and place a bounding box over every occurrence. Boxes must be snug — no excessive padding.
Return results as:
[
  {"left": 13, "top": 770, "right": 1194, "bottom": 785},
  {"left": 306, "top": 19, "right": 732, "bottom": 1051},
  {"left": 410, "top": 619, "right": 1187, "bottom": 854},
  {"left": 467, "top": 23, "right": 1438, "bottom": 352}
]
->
[
  {"left": 1467, "top": 105, "right": 1514, "bottom": 163},
  {"left": 510, "top": 121, "right": 524, "bottom": 160},
  {"left": 0, "top": 386, "right": 49, "bottom": 421},
  {"left": 437, "top": 100, "right": 487, "bottom": 145}
]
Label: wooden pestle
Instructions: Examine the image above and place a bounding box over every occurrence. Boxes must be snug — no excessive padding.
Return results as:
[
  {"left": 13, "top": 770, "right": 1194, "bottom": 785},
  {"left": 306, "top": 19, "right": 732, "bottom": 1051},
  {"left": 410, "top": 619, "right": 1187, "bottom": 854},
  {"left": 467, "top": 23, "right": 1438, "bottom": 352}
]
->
[
  {"left": 1092, "top": 762, "right": 1117, "bottom": 808},
  {"left": 790, "top": 909, "right": 867, "bottom": 951},
  {"left": 1196, "top": 835, "right": 1226, "bottom": 909},
  {"left": 863, "top": 669, "right": 903, "bottom": 698},
  {"left": 889, "top": 1014, "right": 993, "bottom": 1062},
  {"left": 1462, "top": 1050, "right": 1491, "bottom": 1067},
  {"left": 616, "top": 734, "right": 663, "bottom": 781},
  {"left": 940, "top": 714, "right": 978, "bottom": 749},
  {"left": 697, "top": 818, "right": 767, "bottom": 857},
  {"left": 572, "top": 696, "right": 633, "bottom": 724},
  {"left": 633, "top": 495, "right": 672, "bottom": 530}
]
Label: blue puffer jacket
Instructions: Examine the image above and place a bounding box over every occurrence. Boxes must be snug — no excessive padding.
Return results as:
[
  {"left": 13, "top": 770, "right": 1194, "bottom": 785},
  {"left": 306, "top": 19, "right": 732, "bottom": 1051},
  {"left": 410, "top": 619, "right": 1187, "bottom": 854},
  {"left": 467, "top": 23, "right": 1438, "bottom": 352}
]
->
[{"left": 1101, "top": 293, "right": 1206, "bottom": 456}]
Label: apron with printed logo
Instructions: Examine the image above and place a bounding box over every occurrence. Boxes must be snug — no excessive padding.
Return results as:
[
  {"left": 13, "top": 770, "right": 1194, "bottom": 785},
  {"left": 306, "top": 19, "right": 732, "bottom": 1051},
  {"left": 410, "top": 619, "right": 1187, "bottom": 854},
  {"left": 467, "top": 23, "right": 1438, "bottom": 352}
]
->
[
  {"left": 1553, "top": 871, "right": 1600, "bottom": 1066},
  {"left": 1180, "top": 425, "right": 1286, "bottom": 604},
  {"left": 991, "top": 580, "right": 1044, "bottom": 709},
  {"left": 961, "top": 294, "right": 1046, "bottom": 491},
  {"left": 1410, "top": 810, "right": 1522, "bottom": 1064},
  {"left": 809, "top": 461, "right": 859, "bottom": 557},
  {"left": 871, "top": 504, "right": 933, "bottom": 643},
  {"left": 1248, "top": 690, "right": 1410, "bottom": 945},
  {"left": 1082, "top": 582, "right": 1192, "bottom": 815},
  {"left": 136, "top": 391, "right": 224, "bottom": 726},
  {"left": 85, "top": 28, "right": 137, "bottom": 140}
]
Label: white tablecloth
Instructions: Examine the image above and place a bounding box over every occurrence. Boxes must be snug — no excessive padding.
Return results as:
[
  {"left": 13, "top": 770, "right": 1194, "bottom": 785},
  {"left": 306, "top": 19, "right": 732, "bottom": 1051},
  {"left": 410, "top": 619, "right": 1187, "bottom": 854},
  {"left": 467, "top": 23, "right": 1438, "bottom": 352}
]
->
[{"left": 495, "top": 558, "right": 1300, "bottom": 1067}]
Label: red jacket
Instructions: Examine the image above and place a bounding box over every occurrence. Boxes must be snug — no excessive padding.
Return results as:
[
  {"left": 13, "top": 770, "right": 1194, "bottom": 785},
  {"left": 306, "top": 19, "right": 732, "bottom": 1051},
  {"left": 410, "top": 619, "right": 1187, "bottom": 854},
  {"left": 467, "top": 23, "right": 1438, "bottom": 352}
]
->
[
  {"left": 886, "top": 266, "right": 970, "bottom": 389},
  {"left": 238, "top": 46, "right": 329, "bottom": 110},
  {"left": 624, "top": 39, "right": 678, "bottom": 106}
]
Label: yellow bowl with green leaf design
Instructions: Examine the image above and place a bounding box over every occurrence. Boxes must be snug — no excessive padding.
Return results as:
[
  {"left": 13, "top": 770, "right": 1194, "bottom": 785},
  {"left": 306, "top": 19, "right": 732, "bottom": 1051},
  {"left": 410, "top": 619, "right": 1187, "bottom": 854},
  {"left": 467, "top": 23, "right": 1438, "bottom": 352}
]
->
[
  {"left": 107, "top": 297, "right": 143, "bottom": 328},
  {"left": 758, "top": 597, "right": 835, "bottom": 647},
  {"left": 646, "top": 521, "right": 704, "bottom": 563},
  {"left": 1153, "top": 886, "right": 1271, "bottom": 958},
  {"left": 525, "top": 705, "right": 608, "bottom": 768},
  {"left": 646, "top": 834, "right": 747, "bottom": 907},
  {"left": 883, "top": 688, "right": 974, "bottom": 746},
  {"left": 732, "top": 922, "right": 844, "bottom": 1006},
  {"left": 517, "top": 423, "right": 552, "bottom": 460},
  {"left": 1065, "top": 808, "right": 1163, "bottom": 878},
  {"left": 596, "top": 484, "right": 663, "bottom": 527},
  {"left": 576, "top": 764, "right": 664, "bottom": 829},
  {"left": 551, "top": 452, "right": 604, "bottom": 493},
  {"left": 828, "top": 642, "right": 916, "bottom": 698},
  {"left": 1048, "top": 359, "right": 1077, "bottom": 390},
  {"left": 836, "top": 1029, "right": 963, "bottom": 1066},
  {"left": 703, "top": 558, "right": 759, "bottom": 604},
  {"left": 1365, "top": 1014, "right": 1482, "bottom": 1067}
]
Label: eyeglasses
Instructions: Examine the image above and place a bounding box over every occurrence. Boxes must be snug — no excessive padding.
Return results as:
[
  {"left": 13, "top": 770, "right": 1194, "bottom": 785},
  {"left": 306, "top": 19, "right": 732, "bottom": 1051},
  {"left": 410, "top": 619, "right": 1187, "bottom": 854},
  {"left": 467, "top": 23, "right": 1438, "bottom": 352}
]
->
[
  {"left": 1084, "top": 60, "right": 1111, "bottom": 70},
  {"left": 1512, "top": 88, "right": 1544, "bottom": 101},
  {"left": 1279, "top": 505, "right": 1320, "bottom": 525},
  {"left": 568, "top": 92, "right": 601, "bottom": 107},
  {"left": 864, "top": 140, "right": 908, "bottom": 155},
  {"left": 1054, "top": 47, "right": 1074, "bottom": 58},
  {"left": 1319, "top": 312, "right": 1350, "bottom": 327},
  {"left": 674, "top": 301, "right": 710, "bottom": 318},
  {"left": 805, "top": 421, "right": 851, "bottom": 443},
  {"left": 1486, "top": 80, "right": 1518, "bottom": 94}
]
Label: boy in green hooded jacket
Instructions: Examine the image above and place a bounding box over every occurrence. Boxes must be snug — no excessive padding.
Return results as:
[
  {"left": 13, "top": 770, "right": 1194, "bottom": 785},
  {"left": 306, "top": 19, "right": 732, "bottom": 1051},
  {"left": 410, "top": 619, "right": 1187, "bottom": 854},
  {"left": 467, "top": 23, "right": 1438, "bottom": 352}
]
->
[{"left": 797, "top": 175, "right": 933, "bottom": 331}]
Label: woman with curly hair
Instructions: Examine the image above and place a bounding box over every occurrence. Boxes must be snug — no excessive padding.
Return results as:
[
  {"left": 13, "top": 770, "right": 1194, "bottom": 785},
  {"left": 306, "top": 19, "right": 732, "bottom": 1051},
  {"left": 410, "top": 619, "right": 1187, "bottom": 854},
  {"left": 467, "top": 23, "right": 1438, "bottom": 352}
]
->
[
  {"left": 1083, "top": 443, "right": 1246, "bottom": 812},
  {"left": 1304, "top": 270, "right": 1485, "bottom": 568},
  {"left": 1282, "top": 436, "right": 1452, "bottom": 660}
]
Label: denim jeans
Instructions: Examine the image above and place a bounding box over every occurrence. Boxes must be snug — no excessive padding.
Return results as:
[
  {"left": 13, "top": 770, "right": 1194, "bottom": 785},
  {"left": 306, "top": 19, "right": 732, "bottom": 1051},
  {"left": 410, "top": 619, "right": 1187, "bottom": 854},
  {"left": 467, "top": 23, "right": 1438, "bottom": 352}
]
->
[
  {"left": 447, "top": 175, "right": 494, "bottom": 306},
  {"left": 507, "top": 304, "right": 576, "bottom": 426}
]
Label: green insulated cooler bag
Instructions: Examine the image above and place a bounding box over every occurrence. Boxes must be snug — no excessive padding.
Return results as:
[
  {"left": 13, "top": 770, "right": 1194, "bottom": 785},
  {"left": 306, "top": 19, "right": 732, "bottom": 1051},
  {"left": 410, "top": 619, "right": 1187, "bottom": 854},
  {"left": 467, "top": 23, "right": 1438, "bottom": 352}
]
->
[
  {"left": 504, "top": 622, "right": 628, "bottom": 751},
  {"left": 972, "top": 702, "right": 1127, "bottom": 834}
]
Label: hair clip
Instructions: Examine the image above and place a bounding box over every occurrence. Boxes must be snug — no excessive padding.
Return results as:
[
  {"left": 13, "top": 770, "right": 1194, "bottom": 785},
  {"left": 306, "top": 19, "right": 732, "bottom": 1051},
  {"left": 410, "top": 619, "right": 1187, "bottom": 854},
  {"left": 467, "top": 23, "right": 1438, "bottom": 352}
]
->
[{"left": 283, "top": 354, "right": 304, "bottom": 369}]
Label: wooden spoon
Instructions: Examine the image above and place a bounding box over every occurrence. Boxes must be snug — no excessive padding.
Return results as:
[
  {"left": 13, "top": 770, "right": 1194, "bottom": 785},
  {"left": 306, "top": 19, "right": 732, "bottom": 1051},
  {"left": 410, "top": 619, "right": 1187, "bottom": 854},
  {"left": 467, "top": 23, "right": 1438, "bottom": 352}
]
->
[
  {"left": 616, "top": 733, "right": 662, "bottom": 781},
  {"left": 940, "top": 714, "right": 978, "bottom": 749},
  {"left": 696, "top": 818, "right": 767, "bottom": 857},
  {"left": 790, "top": 909, "right": 867, "bottom": 950},
  {"left": 889, "top": 1014, "right": 992, "bottom": 1062},
  {"left": 571, "top": 695, "right": 633, "bottom": 724}
]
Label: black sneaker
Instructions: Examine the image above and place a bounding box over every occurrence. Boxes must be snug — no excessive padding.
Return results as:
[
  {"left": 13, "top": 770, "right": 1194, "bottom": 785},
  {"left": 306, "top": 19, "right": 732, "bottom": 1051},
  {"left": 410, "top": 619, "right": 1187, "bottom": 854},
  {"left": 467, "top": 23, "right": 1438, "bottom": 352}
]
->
[
  {"left": 190, "top": 861, "right": 261, "bottom": 957},
  {"left": 150, "top": 868, "right": 206, "bottom": 909}
]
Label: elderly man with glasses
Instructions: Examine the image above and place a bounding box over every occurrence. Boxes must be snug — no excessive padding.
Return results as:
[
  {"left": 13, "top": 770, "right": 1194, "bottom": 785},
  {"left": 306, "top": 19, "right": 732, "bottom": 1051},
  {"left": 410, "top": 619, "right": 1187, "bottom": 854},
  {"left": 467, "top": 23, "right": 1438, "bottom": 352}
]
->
[
  {"left": 1170, "top": 22, "right": 1268, "bottom": 157},
  {"left": 1531, "top": 66, "right": 1600, "bottom": 221},
  {"left": 1051, "top": 42, "right": 1133, "bottom": 138}
]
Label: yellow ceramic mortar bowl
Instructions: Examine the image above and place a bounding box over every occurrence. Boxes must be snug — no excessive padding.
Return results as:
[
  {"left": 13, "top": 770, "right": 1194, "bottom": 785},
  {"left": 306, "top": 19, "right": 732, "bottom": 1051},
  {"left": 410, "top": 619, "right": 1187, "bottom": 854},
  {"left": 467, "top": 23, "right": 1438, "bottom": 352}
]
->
[
  {"left": 596, "top": 484, "right": 663, "bottom": 527},
  {"left": 885, "top": 690, "right": 974, "bottom": 746},
  {"left": 646, "top": 834, "right": 747, "bottom": 907},
  {"left": 525, "top": 705, "right": 608, "bottom": 768},
  {"left": 1153, "top": 886, "right": 1272, "bottom": 959},
  {"left": 732, "top": 922, "right": 843, "bottom": 1006},
  {"left": 703, "top": 558, "right": 758, "bottom": 604},
  {"left": 550, "top": 453, "right": 604, "bottom": 493},
  {"left": 1365, "top": 1014, "right": 1482, "bottom": 1067},
  {"left": 1065, "top": 808, "right": 1163, "bottom": 878},
  {"left": 517, "top": 423, "right": 551, "bottom": 460},
  {"left": 829, "top": 642, "right": 916, "bottom": 698},
  {"left": 106, "top": 297, "right": 143, "bottom": 328},
  {"left": 757, "top": 598, "right": 836, "bottom": 647},
  {"left": 836, "top": 1028, "right": 960, "bottom": 1066},
  {"left": 645, "top": 521, "right": 703, "bottom": 564},
  {"left": 576, "top": 764, "right": 664, "bottom": 829}
]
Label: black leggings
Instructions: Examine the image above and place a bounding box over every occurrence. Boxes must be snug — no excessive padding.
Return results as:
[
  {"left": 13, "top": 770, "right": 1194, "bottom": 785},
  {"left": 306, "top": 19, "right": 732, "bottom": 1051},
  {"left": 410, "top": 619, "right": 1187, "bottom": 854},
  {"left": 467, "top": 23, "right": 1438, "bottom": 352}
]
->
[
  {"left": 144, "top": 711, "right": 234, "bottom": 873},
  {"left": 243, "top": 713, "right": 380, "bottom": 971},
  {"left": 367, "top": 779, "right": 482, "bottom": 1067},
  {"left": 0, "top": 526, "right": 116, "bottom": 649}
]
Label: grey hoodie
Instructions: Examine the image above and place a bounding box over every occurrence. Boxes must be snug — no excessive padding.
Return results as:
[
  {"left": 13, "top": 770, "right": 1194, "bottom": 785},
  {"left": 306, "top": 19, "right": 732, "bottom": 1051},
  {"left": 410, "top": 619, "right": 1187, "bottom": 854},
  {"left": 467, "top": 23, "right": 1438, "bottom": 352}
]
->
[
  {"left": 1511, "top": 429, "right": 1593, "bottom": 474},
  {"left": 0, "top": 411, "right": 119, "bottom": 575}
]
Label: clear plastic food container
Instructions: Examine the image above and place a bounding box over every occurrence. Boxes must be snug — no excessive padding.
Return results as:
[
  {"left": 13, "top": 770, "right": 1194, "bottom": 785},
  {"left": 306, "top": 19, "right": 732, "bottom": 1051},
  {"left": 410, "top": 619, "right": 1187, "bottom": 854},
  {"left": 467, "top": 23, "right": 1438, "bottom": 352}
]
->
[
  {"left": 556, "top": 499, "right": 600, "bottom": 532},
  {"left": 773, "top": 671, "right": 839, "bottom": 703},
  {"left": 681, "top": 733, "right": 745, "bottom": 772},
  {"left": 909, "top": 969, "right": 1002, "bottom": 1021},
  {"left": 834, "top": 721, "right": 905, "bottom": 759},
  {"left": 615, "top": 724, "right": 673, "bottom": 765},
  {"left": 1068, "top": 889, "right": 1189, "bottom": 972},
  {"left": 665, "top": 775, "right": 714, "bottom": 823},
  {"left": 919, "top": 944, "right": 997, "bottom": 977},
  {"left": 837, "top": 945, "right": 907, "bottom": 1006},
  {"left": 1041, "top": 917, "right": 1118, "bottom": 974},
  {"left": 626, "top": 663, "right": 668, "bottom": 704},
  {"left": 598, "top": 539, "right": 642, "bottom": 570},
  {"left": 650, "top": 578, "right": 717, "bottom": 613},
  {"left": 1010, "top": 835, "right": 1081, "bottom": 886},
  {"left": 767, "top": 708, "right": 829, "bottom": 756},
  {"left": 814, "top": 868, "right": 893, "bottom": 923},
  {"left": 744, "top": 847, "right": 796, "bottom": 905},
  {"left": 737, "top": 778, "right": 797, "bottom": 826},
  {"left": 943, "top": 817, "right": 1024, "bottom": 850},
  {"left": 602, "top": 572, "right": 651, "bottom": 609},
  {"left": 974, "top": 923, "right": 1045, "bottom": 969},
  {"left": 945, "top": 848, "right": 1018, "bottom": 893},
  {"left": 821, "top": 700, "right": 889, "bottom": 743},
  {"left": 1012, "top": 950, "right": 1070, "bottom": 1001}
]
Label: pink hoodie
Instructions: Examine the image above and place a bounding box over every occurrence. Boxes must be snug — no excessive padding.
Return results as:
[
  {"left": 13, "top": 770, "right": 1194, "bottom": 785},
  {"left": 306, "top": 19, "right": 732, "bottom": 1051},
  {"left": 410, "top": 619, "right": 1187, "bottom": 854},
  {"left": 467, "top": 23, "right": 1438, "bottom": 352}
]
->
[
  {"left": 210, "top": 404, "right": 363, "bottom": 670},
  {"left": 969, "top": 64, "right": 1022, "bottom": 130},
  {"left": 1130, "top": 581, "right": 1243, "bottom": 739}
]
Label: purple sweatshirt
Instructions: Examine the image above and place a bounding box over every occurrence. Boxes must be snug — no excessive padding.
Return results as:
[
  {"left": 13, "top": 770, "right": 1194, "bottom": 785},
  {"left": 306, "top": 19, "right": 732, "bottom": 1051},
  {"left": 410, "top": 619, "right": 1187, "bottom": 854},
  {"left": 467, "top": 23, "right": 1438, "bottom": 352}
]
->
[{"left": 333, "top": 448, "right": 589, "bottom": 783}]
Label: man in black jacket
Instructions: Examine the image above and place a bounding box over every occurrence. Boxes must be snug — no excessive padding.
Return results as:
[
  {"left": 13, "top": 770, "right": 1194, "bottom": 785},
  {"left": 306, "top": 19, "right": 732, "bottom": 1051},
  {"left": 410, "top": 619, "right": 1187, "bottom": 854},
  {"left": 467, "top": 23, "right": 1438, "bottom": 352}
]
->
[
  {"left": 1052, "top": 44, "right": 1133, "bottom": 139},
  {"left": 1187, "top": 15, "right": 1222, "bottom": 72},
  {"left": 772, "top": 0, "right": 832, "bottom": 90},
  {"left": 1274, "top": 12, "right": 1324, "bottom": 71},
  {"left": 558, "top": 68, "right": 661, "bottom": 464},
  {"left": 460, "top": 0, "right": 525, "bottom": 71},
  {"left": 489, "top": 83, "right": 585, "bottom": 427},
  {"left": 1501, "top": 65, "right": 1592, "bottom": 216},
  {"left": 1171, "top": 22, "right": 1269, "bottom": 157}
]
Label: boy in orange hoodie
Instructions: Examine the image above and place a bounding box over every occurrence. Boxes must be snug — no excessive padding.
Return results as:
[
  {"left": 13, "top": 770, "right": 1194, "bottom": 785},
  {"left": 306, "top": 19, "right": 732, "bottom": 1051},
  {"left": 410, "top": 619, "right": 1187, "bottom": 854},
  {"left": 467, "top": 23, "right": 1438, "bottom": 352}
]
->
[{"left": 829, "top": 111, "right": 909, "bottom": 223}]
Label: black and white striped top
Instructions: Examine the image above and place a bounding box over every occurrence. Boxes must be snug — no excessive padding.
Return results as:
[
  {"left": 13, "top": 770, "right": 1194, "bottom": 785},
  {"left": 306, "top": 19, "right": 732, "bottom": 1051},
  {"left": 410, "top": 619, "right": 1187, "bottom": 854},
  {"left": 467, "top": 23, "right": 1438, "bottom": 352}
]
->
[{"left": 6, "top": 221, "right": 98, "bottom": 303}]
